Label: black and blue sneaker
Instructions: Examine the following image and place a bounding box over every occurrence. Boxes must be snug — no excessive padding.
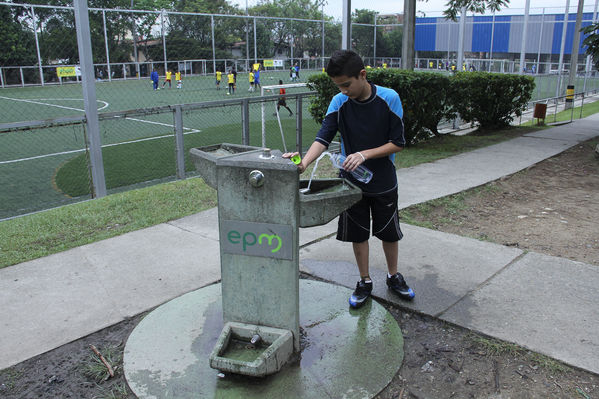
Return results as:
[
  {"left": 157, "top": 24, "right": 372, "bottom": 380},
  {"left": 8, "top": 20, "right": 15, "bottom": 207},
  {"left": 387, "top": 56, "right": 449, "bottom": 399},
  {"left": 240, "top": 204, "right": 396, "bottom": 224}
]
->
[
  {"left": 387, "top": 272, "right": 415, "bottom": 301},
  {"left": 349, "top": 279, "right": 373, "bottom": 308}
]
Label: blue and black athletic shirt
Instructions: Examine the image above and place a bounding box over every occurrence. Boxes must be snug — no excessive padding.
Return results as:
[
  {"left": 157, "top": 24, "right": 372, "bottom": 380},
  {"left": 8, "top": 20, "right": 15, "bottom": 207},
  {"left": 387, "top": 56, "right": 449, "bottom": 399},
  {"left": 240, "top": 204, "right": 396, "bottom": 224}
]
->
[{"left": 315, "top": 82, "right": 405, "bottom": 195}]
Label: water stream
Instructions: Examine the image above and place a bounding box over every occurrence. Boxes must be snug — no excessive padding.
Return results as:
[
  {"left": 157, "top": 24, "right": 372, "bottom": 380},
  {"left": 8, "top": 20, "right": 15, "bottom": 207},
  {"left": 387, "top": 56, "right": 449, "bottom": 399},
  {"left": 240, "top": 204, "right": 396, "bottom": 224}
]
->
[{"left": 302, "top": 151, "right": 333, "bottom": 193}]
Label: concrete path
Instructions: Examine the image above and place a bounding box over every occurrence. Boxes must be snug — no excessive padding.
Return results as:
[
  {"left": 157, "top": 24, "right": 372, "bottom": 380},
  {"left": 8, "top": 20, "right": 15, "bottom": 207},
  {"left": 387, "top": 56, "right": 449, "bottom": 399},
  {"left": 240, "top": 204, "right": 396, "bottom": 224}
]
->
[{"left": 1, "top": 117, "right": 598, "bottom": 376}]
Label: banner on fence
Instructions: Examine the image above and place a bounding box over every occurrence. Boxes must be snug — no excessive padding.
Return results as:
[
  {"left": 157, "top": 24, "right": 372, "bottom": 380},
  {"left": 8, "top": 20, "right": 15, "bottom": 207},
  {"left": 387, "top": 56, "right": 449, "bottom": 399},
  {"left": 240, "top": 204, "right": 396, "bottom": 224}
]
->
[
  {"left": 56, "top": 66, "right": 81, "bottom": 77},
  {"left": 263, "top": 59, "right": 283, "bottom": 67}
]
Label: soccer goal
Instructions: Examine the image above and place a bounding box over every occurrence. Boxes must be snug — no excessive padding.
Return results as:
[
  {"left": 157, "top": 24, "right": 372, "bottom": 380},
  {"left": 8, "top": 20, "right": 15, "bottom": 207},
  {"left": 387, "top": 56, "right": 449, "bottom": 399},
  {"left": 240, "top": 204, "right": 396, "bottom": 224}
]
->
[{"left": 260, "top": 82, "right": 308, "bottom": 151}]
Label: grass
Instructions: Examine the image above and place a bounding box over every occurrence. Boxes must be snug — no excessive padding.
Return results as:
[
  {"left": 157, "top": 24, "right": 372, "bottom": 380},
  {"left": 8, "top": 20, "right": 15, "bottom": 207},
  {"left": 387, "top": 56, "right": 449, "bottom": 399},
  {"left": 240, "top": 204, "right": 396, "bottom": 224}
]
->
[
  {"left": 0, "top": 124, "right": 553, "bottom": 269},
  {"left": 0, "top": 178, "right": 216, "bottom": 268},
  {"left": 469, "top": 334, "right": 570, "bottom": 373},
  {"left": 395, "top": 126, "right": 544, "bottom": 168},
  {"left": 398, "top": 183, "right": 500, "bottom": 230},
  {"left": 54, "top": 118, "right": 319, "bottom": 197},
  {"left": 523, "top": 97, "right": 599, "bottom": 126},
  {"left": 81, "top": 345, "right": 123, "bottom": 383}
]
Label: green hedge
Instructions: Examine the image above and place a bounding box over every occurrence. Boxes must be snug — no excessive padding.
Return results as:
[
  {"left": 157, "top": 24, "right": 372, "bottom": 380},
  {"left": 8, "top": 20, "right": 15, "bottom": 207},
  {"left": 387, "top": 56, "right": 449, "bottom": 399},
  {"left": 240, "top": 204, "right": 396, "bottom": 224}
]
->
[
  {"left": 451, "top": 72, "right": 535, "bottom": 129},
  {"left": 307, "top": 70, "right": 534, "bottom": 146}
]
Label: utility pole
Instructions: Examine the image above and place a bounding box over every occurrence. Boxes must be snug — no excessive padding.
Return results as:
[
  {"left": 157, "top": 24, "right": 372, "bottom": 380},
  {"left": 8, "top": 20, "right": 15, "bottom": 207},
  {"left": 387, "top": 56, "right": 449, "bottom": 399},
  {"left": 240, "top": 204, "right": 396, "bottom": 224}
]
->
[
  {"left": 402, "top": 0, "right": 415, "bottom": 70},
  {"left": 342, "top": 0, "right": 351, "bottom": 50},
  {"left": 566, "top": 0, "right": 585, "bottom": 109}
]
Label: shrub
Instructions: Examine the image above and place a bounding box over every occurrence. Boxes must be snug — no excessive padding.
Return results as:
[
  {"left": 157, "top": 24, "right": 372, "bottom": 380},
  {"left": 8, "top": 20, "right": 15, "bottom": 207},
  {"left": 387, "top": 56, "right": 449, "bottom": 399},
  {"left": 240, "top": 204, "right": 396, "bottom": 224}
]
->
[
  {"left": 451, "top": 72, "right": 534, "bottom": 128},
  {"left": 307, "top": 69, "right": 534, "bottom": 145}
]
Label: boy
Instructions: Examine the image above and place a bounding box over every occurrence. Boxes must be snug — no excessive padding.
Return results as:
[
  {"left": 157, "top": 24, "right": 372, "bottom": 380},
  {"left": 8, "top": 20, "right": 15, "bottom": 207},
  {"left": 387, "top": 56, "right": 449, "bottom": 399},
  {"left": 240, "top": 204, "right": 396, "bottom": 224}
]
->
[
  {"left": 150, "top": 69, "right": 159, "bottom": 90},
  {"left": 283, "top": 50, "right": 414, "bottom": 308},
  {"left": 215, "top": 69, "right": 222, "bottom": 90},
  {"left": 254, "top": 66, "right": 261, "bottom": 91},
  {"left": 162, "top": 69, "right": 172, "bottom": 88},
  {"left": 227, "top": 70, "right": 235, "bottom": 95},
  {"left": 275, "top": 80, "right": 293, "bottom": 116},
  {"left": 248, "top": 70, "right": 255, "bottom": 92},
  {"left": 175, "top": 71, "right": 182, "bottom": 89}
]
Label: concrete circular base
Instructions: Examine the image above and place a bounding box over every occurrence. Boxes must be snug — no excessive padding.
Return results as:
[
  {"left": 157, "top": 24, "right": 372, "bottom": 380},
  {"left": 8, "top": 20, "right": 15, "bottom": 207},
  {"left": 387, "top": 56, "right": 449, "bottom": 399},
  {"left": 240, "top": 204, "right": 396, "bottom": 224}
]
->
[{"left": 124, "top": 280, "right": 404, "bottom": 398}]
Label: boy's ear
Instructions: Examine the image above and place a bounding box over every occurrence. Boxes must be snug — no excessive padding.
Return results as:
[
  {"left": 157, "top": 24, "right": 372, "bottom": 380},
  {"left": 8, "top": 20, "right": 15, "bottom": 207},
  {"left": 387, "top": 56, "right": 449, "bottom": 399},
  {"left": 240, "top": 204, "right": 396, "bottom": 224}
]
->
[{"left": 359, "top": 69, "right": 367, "bottom": 79}]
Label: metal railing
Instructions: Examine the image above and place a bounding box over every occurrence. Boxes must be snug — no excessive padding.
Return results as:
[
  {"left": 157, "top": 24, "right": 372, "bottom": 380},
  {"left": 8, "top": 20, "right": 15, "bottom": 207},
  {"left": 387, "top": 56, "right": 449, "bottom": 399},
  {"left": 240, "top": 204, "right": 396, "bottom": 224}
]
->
[{"left": 0, "top": 91, "right": 315, "bottom": 220}]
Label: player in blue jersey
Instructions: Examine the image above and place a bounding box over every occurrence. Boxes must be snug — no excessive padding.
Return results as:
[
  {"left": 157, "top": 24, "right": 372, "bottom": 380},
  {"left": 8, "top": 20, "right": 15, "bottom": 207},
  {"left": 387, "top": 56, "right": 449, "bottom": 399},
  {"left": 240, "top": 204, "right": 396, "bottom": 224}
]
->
[{"left": 283, "top": 50, "right": 415, "bottom": 308}]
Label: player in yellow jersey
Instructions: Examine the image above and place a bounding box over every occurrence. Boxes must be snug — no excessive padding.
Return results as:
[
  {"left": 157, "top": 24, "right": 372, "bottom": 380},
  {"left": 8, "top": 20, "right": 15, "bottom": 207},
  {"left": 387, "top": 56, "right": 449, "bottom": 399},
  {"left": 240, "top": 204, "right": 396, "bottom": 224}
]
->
[
  {"left": 227, "top": 70, "right": 235, "bottom": 95},
  {"left": 162, "top": 69, "right": 172, "bottom": 88},
  {"left": 248, "top": 71, "right": 255, "bottom": 92},
  {"left": 175, "top": 71, "right": 182, "bottom": 89},
  {"left": 215, "top": 70, "right": 222, "bottom": 90}
]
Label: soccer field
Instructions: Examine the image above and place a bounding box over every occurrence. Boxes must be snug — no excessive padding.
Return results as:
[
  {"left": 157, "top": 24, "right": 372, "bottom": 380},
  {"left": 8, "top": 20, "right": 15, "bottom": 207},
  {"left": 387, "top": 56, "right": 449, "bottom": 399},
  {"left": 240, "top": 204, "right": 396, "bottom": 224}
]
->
[{"left": 0, "top": 69, "right": 322, "bottom": 219}]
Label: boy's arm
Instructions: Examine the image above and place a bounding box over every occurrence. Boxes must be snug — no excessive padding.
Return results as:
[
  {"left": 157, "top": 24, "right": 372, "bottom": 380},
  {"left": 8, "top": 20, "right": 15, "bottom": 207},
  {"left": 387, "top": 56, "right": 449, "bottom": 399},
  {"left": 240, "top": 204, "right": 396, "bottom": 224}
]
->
[
  {"left": 298, "top": 141, "right": 327, "bottom": 173},
  {"left": 342, "top": 142, "right": 403, "bottom": 172}
]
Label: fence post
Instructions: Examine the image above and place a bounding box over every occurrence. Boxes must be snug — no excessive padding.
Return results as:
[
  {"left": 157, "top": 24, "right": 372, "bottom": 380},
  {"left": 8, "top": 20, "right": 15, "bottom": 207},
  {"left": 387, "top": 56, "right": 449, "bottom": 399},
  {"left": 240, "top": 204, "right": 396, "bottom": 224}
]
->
[
  {"left": 73, "top": 0, "right": 106, "bottom": 198},
  {"left": 102, "top": 10, "right": 112, "bottom": 82},
  {"left": 296, "top": 95, "right": 303, "bottom": 155},
  {"left": 242, "top": 98, "right": 250, "bottom": 145},
  {"left": 31, "top": 6, "right": 44, "bottom": 86},
  {"left": 0, "top": 67, "right": 4, "bottom": 88},
  {"left": 174, "top": 105, "right": 186, "bottom": 179}
]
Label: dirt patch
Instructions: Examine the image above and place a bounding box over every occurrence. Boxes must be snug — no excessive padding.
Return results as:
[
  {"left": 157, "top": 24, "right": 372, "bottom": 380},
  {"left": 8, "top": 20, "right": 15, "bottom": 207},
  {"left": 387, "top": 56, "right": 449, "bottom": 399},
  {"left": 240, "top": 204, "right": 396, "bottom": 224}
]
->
[
  {"left": 400, "top": 137, "right": 599, "bottom": 266},
  {"left": 1, "top": 138, "right": 598, "bottom": 399}
]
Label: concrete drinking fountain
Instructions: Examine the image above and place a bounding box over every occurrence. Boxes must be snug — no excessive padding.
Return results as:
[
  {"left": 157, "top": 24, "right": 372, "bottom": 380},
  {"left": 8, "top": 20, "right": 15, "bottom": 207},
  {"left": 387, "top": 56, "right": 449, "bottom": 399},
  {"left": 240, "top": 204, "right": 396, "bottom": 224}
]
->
[{"left": 123, "top": 143, "right": 405, "bottom": 398}]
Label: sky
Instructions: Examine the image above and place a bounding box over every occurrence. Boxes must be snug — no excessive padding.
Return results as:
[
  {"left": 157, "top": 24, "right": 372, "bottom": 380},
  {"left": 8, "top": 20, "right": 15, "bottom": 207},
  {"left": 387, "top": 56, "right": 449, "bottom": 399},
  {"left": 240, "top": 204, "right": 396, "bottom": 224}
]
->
[{"left": 230, "top": 0, "right": 598, "bottom": 20}]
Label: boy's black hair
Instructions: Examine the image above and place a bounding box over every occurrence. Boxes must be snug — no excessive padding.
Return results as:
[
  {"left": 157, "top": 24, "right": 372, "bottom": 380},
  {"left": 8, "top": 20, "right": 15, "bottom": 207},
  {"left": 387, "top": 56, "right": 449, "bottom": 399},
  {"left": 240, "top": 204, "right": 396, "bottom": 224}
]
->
[{"left": 326, "top": 50, "right": 364, "bottom": 78}]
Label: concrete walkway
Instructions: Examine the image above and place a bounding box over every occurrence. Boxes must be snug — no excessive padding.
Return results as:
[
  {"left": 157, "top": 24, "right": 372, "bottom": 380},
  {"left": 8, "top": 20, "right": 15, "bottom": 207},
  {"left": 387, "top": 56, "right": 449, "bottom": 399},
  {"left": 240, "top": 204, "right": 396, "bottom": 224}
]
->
[{"left": 1, "top": 116, "right": 598, "bottom": 376}]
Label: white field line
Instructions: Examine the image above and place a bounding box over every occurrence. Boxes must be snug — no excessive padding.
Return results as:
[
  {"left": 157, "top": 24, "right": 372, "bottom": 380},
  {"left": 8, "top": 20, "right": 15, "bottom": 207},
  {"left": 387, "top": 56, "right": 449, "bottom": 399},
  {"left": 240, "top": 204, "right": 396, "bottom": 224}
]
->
[
  {"left": 1, "top": 128, "right": 201, "bottom": 165},
  {"left": 0, "top": 96, "right": 109, "bottom": 112},
  {"left": 0, "top": 96, "right": 201, "bottom": 165}
]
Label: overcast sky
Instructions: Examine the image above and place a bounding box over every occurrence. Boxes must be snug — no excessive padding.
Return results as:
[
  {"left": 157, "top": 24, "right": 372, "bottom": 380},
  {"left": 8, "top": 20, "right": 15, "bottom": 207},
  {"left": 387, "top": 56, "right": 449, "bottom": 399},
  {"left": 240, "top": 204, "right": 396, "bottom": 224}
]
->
[{"left": 230, "top": 0, "right": 598, "bottom": 19}]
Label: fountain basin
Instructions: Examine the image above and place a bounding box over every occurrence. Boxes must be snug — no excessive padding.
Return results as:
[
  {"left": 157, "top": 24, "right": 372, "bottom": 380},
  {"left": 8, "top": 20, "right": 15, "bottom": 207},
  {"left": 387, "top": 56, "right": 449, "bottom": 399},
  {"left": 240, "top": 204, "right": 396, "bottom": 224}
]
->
[
  {"left": 299, "top": 178, "right": 362, "bottom": 227},
  {"left": 209, "top": 322, "right": 294, "bottom": 377},
  {"left": 189, "top": 143, "right": 263, "bottom": 189}
]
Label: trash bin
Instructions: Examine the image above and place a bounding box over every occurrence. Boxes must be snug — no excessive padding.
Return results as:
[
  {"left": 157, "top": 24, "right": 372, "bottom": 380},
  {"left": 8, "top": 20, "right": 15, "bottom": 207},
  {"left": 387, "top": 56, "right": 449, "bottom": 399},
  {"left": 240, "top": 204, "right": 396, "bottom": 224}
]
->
[{"left": 533, "top": 103, "right": 547, "bottom": 125}]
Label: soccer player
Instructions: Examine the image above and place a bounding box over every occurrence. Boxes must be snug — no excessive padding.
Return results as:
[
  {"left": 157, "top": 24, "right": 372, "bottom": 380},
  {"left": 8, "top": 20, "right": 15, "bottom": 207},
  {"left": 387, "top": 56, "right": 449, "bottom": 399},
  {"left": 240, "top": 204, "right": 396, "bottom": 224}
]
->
[
  {"left": 275, "top": 80, "right": 293, "bottom": 116},
  {"left": 150, "top": 69, "right": 159, "bottom": 90},
  {"left": 215, "top": 69, "right": 222, "bottom": 90},
  {"left": 248, "top": 70, "right": 255, "bottom": 92},
  {"left": 162, "top": 69, "right": 172, "bottom": 88},
  {"left": 227, "top": 70, "right": 235, "bottom": 95},
  {"left": 175, "top": 71, "right": 182, "bottom": 89},
  {"left": 254, "top": 65, "right": 261, "bottom": 91}
]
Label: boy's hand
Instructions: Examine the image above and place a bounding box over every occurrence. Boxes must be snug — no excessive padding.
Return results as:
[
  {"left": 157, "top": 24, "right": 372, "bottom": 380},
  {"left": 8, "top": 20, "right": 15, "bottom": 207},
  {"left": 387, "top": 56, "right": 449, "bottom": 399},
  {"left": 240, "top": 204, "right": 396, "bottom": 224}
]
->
[
  {"left": 282, "top": 152, "right": 307, "bottom": 173},
  {"left": 343, "top": 152, "right": 366, "bottom": 172}
]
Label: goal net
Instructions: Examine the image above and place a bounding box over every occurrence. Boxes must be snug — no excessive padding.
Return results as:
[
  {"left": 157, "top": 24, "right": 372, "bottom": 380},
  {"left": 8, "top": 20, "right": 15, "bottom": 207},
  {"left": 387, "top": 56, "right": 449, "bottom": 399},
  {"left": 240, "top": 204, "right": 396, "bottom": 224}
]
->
[{"left": 260, "top": 82, "right": 308, "bottom": 151}]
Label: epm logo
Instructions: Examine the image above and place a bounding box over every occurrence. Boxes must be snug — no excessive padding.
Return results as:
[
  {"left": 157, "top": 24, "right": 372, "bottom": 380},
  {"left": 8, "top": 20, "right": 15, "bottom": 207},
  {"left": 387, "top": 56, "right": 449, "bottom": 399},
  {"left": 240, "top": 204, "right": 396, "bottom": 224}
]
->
[{"left": 220, "top": 220, "right": 293, "bottom": 260}]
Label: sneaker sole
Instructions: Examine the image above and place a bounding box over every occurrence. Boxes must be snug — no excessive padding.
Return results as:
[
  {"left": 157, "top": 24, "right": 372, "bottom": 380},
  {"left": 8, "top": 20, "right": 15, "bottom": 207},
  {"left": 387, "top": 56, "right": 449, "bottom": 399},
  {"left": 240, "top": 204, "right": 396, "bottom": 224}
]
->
[{"left": 349, "top": 294, "right": 370, "bottom": 308}]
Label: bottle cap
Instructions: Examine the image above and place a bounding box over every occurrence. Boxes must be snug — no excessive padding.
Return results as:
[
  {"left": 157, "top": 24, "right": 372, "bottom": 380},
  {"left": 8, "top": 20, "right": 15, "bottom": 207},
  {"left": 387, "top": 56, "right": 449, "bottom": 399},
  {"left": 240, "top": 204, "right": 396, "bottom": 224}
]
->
[{"left": 291, "top": 155, "right": 301, "bottom": 165}]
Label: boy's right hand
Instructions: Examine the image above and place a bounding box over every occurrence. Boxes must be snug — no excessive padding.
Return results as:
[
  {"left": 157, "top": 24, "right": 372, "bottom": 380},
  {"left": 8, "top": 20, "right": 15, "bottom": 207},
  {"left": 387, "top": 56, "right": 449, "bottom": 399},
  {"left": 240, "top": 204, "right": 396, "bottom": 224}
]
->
[{"left": 282, "top": 152, "right": 306, "bottom": 173}]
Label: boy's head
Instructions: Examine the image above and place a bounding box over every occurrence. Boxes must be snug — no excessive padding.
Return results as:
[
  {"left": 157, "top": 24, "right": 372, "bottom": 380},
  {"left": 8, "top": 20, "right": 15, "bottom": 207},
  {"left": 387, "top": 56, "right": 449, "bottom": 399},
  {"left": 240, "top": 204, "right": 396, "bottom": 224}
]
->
[
  {"left": 326, "top": 50, "right": 370, "bottom": 101},
  {"left": 326, "top": 50, "right": 364, "bottom": 78},
  {"left": 279, "top": 80, "right": 283, "bottom": 85}
]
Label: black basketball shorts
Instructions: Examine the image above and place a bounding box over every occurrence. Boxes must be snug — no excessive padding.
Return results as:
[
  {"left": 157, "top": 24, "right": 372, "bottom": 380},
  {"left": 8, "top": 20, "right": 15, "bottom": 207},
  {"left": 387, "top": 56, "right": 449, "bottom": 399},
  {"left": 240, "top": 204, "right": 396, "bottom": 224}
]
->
[{"left": 336, "top": 189, "right": 403, "bottom": 243}]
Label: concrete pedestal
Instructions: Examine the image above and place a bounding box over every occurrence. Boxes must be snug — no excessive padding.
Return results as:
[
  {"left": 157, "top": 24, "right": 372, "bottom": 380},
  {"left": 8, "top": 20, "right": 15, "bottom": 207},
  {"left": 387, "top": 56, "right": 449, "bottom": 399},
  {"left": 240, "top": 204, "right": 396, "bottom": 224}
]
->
[{"left": 124, "top": 280, "right": 404, "bottom": 398}]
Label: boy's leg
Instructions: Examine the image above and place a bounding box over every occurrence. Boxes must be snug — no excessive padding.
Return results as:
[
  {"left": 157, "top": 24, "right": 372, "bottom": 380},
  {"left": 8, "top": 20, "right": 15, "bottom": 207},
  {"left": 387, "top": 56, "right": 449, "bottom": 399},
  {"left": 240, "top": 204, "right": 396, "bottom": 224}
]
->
[
  {"left": 338, "top": 198, "right": 373, "bottom": 308},
  {"left": 382, "top": 240, "right": 398, "bottom": 276},
  {"left": 352, "top": 241, "right": 370, "bottom": 278},
  {"left": 372, "top": 191, "right": 414, "bottom": 300}
]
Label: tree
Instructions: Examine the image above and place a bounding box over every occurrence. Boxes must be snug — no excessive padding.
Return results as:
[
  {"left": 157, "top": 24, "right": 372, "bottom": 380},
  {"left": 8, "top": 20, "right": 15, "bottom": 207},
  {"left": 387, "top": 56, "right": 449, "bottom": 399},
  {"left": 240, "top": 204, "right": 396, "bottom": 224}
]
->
[
  {"left": 582, "top": 23, "right": 599, "bottom": 69},
  {"left": 443, "top": 0, "right": 509, "bottom": 21},
  {"left": 251, "top": 0, "right": 331, "bottom": 58},
  {"left": 352, "top": 9, "right": 376, "bottom": 57},
  {"left": 0, "top": 5, "right": 37, "bottom": 66}
]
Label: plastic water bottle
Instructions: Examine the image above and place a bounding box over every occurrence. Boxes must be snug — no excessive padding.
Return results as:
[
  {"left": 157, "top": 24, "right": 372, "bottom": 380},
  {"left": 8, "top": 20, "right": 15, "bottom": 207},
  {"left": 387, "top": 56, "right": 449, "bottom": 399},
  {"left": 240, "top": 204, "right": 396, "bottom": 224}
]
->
[{"left": 329, "top": 153, "right": 373, "bottom": 184}]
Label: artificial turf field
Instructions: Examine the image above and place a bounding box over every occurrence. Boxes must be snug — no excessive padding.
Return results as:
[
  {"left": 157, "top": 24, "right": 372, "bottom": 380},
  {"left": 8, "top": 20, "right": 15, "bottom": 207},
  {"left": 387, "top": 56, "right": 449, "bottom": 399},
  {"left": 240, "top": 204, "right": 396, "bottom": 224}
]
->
[{"left": 0, "top": 69, "right": 322, "bottom": 219}]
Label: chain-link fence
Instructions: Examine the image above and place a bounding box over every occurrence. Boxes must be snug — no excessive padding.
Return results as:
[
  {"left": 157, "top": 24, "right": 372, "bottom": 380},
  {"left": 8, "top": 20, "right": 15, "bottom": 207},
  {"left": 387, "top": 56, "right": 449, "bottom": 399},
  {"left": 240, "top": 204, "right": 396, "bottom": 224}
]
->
[{"left": 0, "top": 90, "right": 317, "bottom": 220}]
